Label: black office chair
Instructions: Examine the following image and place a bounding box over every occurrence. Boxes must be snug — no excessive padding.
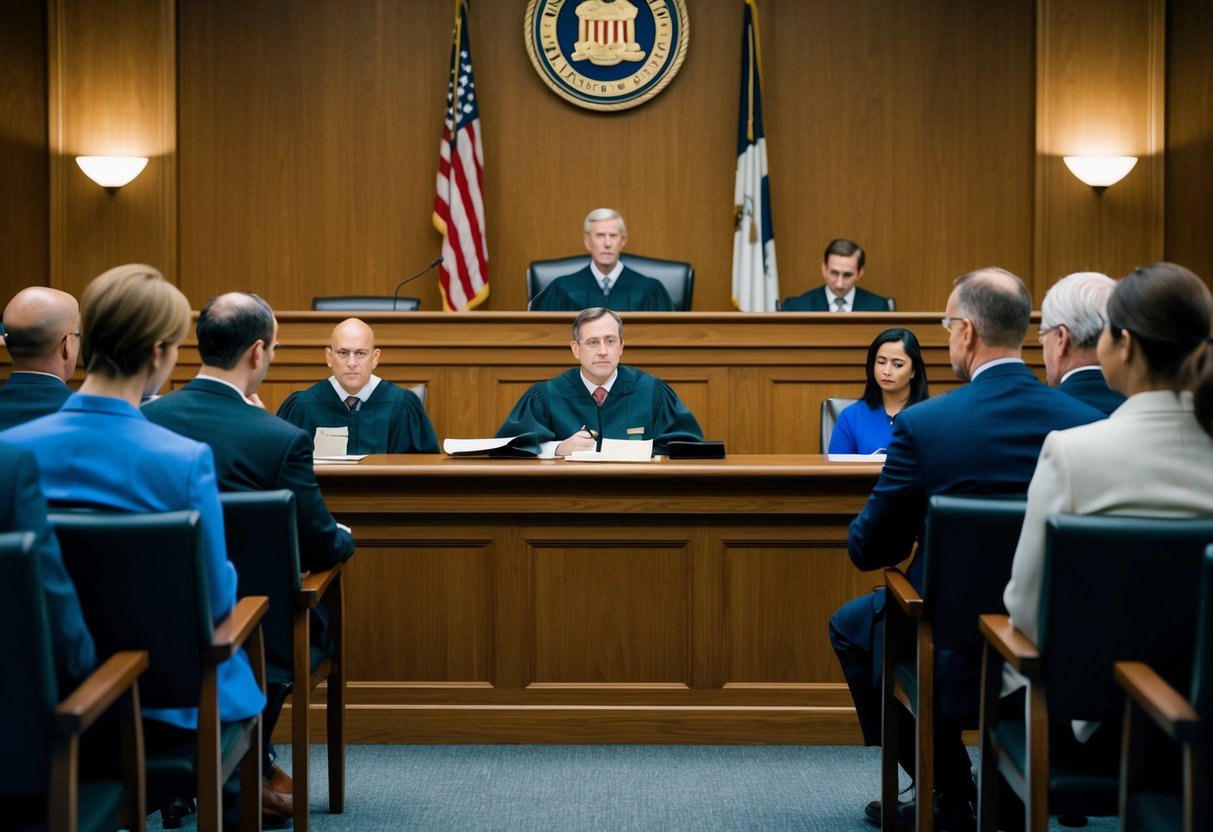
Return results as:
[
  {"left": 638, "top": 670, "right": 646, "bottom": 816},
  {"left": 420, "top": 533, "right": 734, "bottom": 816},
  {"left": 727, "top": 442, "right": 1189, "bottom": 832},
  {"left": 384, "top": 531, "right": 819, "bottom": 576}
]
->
[
  {"left": 885, "top": 297, "right": 898, "bottom": 311},
  {"left": 220, "top": 490, "right": 346, "bottom": 832},
  {"left": 312, "top": 296, "right": 420, "bottom": 311},
  {"left": 0, "top": 531, "right": 149, "bottom": 832},
  {"left": 51, "top": 510, "right": 269, "bottom": 832},
  {"left": 526, "top": 253, "right": 695, "bottom": 310},
  {"left": 1115, "top": 544, "right": 1213, "bottom": 831},
  {"left": 977, "top": 515, "right": 1213, "bottom": 831},
  {"left": 881, "top": 496, "right": 1027, "bottom": 832},
  {"left": 820, "top": 396, "right": 859, "bottom": 453}
]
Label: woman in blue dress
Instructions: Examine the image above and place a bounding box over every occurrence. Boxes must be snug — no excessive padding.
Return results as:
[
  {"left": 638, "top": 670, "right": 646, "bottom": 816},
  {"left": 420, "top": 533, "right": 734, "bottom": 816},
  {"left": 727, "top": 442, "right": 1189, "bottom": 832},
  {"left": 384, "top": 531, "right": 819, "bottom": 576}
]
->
[{"left": 828, "top": 327, "right": 930, "bottom": 454}]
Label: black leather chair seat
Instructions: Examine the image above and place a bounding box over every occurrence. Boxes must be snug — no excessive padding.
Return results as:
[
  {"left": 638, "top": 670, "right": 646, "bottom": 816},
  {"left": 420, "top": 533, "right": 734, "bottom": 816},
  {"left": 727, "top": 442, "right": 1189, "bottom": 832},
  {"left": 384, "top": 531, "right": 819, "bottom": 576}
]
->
[
  {"left": 1124, "top": 792, "right": 1182, "bottom": 831},
  {"left": 142, "top": 718, "right": 257, "bottom": 797},
  {"left": 4, "top": 781, "right": 128, "bottom": 832},
  {"left": 266, "top": 641, "right": 335, "bottom": 688},
  {"left": 993, "top": 720, "right": 1118, "bottom": 815}
]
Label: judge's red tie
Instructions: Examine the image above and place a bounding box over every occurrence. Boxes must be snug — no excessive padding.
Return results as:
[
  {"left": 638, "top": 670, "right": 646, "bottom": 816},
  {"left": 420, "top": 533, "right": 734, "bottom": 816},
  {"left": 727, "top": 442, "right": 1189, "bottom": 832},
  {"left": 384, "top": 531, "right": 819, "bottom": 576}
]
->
[
  {"left": 592, "top": 386, "right": 607, "bottom": 407},
  {"left": 345, "top": 395, "right": 359, "bottom": 411}
]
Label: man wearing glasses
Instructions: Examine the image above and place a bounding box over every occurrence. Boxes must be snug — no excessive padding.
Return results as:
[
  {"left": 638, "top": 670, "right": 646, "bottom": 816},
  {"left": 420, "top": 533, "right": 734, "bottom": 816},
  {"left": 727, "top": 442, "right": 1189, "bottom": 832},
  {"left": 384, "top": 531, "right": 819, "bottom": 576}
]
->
[
  {"left": 829, "top": 268, "right": 1103, "bottom": 831},
  {"left": 496, "top": 307, "right": 702, "bottom": 457},
  {"left": 0, "top": 286, "right": 81, "bottom": 430},
  {"left": 277, "top": 317, "right": 438, "bottom": 454}
]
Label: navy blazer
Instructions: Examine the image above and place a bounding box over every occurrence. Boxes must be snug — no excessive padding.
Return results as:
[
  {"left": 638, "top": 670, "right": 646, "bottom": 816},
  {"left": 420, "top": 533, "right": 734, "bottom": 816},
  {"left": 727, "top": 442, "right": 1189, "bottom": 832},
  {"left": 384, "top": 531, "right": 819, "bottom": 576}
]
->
[
  {"left": 143, "top": 378, "right": 355, "bottom": 571},
  {"left": 1057, "top": 367, "right": 1126, "bottom": 416},
  {"left": 781, "top": 285, "right": 890, "bottom": 312},
  {"left": 0, "top": 372, "right": 73, "bottom": 431},
  {"left": 530, "top": 265, "right": 674, "bottom": 312}
]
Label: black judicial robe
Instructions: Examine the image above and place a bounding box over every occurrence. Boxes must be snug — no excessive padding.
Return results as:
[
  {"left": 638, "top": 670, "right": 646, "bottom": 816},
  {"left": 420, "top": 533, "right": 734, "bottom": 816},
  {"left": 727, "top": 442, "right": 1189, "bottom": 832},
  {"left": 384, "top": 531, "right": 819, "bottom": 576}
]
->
[
  {"left": 277, "top": 379, "right": 439, "bottom": 454},
  {"left": 495, "top": 365, "right": 702, "bottom": 455},
  {"left": 530, "top": 266, "right": 675, "bottom": 312}
]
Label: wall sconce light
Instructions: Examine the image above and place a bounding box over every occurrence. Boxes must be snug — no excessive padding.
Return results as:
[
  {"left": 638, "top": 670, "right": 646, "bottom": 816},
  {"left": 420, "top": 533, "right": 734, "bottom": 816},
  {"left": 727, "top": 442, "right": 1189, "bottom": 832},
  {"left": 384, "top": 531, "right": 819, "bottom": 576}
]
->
[
  {"left": 75, "top": 156, "right": 149, "bottom": 190},
  {"left": 1062, "top": 155, "right": 1138, "bottom": 193}
]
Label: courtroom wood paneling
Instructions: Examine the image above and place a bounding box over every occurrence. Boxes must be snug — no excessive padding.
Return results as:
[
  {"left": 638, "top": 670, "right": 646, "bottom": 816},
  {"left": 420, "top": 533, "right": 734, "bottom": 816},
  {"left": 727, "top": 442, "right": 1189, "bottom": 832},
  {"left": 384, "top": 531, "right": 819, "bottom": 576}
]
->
[
  {"left": 1166, "top": 0, "right": 1213, "bottom": 282},
  {"left": 0, "top": 0, "right": 49, "bottom": 307}
]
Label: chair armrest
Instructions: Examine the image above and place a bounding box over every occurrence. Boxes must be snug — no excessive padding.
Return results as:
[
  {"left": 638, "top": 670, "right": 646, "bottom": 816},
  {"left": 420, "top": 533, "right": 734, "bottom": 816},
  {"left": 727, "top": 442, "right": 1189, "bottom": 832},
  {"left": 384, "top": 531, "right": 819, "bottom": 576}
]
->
[
  {"left": 209, "top": 595, "right": 269, "bottom": 662},
  {"left": 978, "top": 614, "right": 1039, "bottom": 675},
  {"left": 300, "top": 564, "right": 341, "bottom": 609},
  {"left": 1115, "top": 661, "right": 1200, "bottom": 743},
  {"left": 884, "top": 568, "right": 923, "bottom": 618},
  {"left": 54, "top": 650, "right": 148, "bottom": 735}
]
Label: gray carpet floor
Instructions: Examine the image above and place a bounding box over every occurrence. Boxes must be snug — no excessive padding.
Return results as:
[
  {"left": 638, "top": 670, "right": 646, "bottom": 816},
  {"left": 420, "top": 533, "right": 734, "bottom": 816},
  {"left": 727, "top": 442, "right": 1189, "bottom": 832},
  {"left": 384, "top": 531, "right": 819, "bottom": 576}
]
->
[{"left": 145, "top": 744, "right": 1119, "bottom": 831}]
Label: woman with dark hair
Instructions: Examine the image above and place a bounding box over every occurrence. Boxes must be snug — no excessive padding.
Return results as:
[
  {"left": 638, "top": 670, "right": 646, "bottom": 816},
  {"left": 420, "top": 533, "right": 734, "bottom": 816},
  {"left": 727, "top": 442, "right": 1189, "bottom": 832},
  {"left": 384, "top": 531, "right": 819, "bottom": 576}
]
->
[
  {"left": 828, "top": 327, "right": 930, "bottom": 454},
  {"left": 1005, "top": 262, "right": 1213, "bottom": 655}
]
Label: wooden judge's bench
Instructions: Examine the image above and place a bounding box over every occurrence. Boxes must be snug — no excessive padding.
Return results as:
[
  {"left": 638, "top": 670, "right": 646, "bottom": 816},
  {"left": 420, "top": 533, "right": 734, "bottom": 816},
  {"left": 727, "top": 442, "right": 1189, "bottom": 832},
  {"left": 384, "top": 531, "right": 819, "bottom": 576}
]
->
[{"left": 1, "top": 312, "right": 1047, "bottom": 743}]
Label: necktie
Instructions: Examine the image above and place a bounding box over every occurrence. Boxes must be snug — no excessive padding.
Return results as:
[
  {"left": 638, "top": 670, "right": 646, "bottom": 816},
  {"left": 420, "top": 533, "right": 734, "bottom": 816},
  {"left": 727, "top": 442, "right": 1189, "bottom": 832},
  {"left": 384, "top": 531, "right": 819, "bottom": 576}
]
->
[
  {"left": 592, "top": 386, "right": 607, "bottom": 407},
  {"left": 601, "top": 278, "right": 612, "bottom": 297},
  {"left": 345, "top": 395, "right": 359, "bottom": 411},
  {"left": 833, "top": 296, "right": 847, "bottom": 312}
]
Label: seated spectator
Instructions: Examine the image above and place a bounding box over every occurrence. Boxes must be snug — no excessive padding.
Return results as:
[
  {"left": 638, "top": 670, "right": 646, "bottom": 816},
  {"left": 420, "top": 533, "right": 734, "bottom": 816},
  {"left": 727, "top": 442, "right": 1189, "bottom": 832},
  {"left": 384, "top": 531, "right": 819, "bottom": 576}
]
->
[
  {"left": 1038, "top": 271, "right": 1127, "bottom": 415},
  {"left": 0, "top": 287, "right": 81, "bottom": 430},
  {"left": 828, "top": 327, "right": 930, "bottom": 454},
  {"left": 781, "top": 238, "right": 890, "bottom": 312}
]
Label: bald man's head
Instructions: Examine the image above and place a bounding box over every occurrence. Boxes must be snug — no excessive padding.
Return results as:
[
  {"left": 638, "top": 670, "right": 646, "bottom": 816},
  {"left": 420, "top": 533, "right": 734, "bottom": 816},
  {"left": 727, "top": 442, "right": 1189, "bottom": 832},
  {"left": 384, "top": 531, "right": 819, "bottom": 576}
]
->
[
  {"left": 325, "top": 318, "right": 381, "bottom": 395},
  {"left": 2, "top": 287, "right": 81, "bottom": 379}
]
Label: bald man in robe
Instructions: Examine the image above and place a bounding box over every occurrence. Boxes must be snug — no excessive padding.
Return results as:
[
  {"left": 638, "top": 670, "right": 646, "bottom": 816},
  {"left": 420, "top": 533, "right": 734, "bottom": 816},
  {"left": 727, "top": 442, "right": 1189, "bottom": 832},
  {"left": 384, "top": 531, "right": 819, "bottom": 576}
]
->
[
  {"left": 276, "top": 317, "right": 438, "bottom": 454},
  {"left": 0, "top": 287, "right": 81, "bottom": 430}
]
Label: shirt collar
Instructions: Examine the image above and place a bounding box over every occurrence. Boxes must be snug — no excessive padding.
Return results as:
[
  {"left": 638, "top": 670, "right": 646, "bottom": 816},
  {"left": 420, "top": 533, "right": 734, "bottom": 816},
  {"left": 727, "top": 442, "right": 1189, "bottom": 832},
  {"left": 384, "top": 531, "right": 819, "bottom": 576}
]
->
[
  {"left": 580, "top": 369, "right": 618, "bottom": 395},
  {"left": 970, "top": 356, "right": 1025, "bottom": 380},
  {"left": 195, "top": 373, "right": 257, "bottom": 404},
  {"left": 589, "top": 261, "right": 624, "bottom": 288},
  {"left": 329, "top": 374, "right": 381, "bottom": 402},
  {"left": 828, "top": 286, "right": 857, "bottom": 311},
  {"left": 8, "top": 370, "right": 66, "bottom": 382},
  {"left": 1059, "top": 365, "right": 1103, "bottom": 385}
]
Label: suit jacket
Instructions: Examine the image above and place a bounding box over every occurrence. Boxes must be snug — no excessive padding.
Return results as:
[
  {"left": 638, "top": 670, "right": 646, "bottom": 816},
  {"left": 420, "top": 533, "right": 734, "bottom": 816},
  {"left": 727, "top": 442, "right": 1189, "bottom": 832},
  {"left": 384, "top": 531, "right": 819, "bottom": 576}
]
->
[
  {"left": 781, "top": 285, "right": 889, "bottom": 312},
  {"left": 0, "top": 393, "right": 265, "bottom": 729},
  {"left": 0, "top": 441, "right": 96, "bottom": 690},
  {"left": 0, "top": 372, "right": 73, "bottom": 431},
  {"left": 1057, "top": 367, "right": 1126, "bottom": 416},
  {"left": 143, "top": 378, "right": 355, "bottom": 571},
  {"left": 1004, "top": 390, "right": 1213, "bottom": 646},
  {"left": 530, "top": 265, "right": 675, "bottom": 312}
]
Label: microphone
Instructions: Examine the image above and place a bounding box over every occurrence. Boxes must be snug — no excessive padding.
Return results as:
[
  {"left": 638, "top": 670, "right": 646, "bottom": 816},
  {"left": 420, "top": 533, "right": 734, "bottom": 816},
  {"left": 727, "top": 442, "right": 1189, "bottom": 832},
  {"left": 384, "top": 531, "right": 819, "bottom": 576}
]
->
[{"left": 392, "top": 256, "right": 444, "bottom": 310}]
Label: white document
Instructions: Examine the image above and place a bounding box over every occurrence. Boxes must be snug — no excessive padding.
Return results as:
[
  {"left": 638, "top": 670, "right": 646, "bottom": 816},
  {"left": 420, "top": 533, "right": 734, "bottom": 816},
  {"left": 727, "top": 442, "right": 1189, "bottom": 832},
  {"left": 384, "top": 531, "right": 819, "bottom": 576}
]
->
[
  {"left": 566, "top": 438, "right": 654, "bottom": 463},
  {"left": 442, "top": 436, "right": 539, "bottom": 458},
  {"left": 826, "top": 453, "right": 887, "bottom": 462},
  {"left": 313, "top": 426, "right": 348, "bottom": 457},
  {"left": 313, "top": 455, "right": 367, "bottom": 465}
]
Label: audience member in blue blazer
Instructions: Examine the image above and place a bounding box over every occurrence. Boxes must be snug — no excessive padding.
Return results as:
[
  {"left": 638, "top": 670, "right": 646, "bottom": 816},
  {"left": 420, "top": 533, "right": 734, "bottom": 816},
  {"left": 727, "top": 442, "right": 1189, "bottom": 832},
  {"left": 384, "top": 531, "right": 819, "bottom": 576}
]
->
[
  {"left": 0, "top": 287, "right": 80, "bottom": 430},
  {"left": 1039, "top": 270, "right": 1126, "bottom": 415},
  {"left": 828, "top": 328, "right": 930, "bottom": 455},
  {"left": 830, "top": 269, "right": 1105, "bottom": 829},
  {"left": 0, "top": 264, "right": 265, "bottom": 732}
]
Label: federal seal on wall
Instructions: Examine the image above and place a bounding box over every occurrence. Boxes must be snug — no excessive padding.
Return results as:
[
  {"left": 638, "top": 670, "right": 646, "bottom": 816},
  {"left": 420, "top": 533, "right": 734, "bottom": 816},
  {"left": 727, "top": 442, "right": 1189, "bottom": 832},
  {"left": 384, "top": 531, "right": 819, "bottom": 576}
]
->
[{"left": 524, "top": 0, "right": 690, "bottom": 112}]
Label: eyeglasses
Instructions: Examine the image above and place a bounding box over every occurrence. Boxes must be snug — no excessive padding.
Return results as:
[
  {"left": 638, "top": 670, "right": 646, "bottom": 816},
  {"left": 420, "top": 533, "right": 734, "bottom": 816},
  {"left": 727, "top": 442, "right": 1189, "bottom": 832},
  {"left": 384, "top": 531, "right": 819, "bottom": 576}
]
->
[
  {"left": 579, "top": 337, "right": 620, "bottom": 350},
  {"left": 1037, "top": 326, "right": 1058, "bottom": 343},
  {"left": 940, "top": 316, "right": 968, "bottom": 332},
  {"left": 332, "top": 348, "right": 372, "bottom": 362}
]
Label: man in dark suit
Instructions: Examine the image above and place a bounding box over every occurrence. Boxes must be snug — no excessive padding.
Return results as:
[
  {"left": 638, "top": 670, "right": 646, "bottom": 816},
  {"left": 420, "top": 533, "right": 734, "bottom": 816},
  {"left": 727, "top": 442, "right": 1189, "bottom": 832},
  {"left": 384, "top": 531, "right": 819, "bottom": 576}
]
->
[
  {"left": 143, "top": 292, "right": 356, "bottom": 823},
  {"left": 529, "top": 208, "right": 675, "bottom": 312},
  {"left": 0, "top": 287, "right": 80, "bottom": 430},
  {"left": 1039, "top": 271, "right": 1126, "bottom": 415},
  {"left": 781, "top": 238, "right": 891, "bottom": 312},
  {"left": 831, "top": 268, "right": 1104, "bottom": 830}
]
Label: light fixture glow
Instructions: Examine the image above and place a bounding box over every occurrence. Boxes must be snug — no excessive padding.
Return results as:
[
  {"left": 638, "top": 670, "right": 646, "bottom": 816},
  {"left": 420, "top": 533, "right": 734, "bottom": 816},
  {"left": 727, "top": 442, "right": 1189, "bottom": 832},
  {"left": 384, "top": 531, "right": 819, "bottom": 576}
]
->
[
  {"left": 75, "top": 156, "right": 149, "bottom": 189},
  {"left": 1062, "top": 155, "right": 1138, "bottom": 192}
]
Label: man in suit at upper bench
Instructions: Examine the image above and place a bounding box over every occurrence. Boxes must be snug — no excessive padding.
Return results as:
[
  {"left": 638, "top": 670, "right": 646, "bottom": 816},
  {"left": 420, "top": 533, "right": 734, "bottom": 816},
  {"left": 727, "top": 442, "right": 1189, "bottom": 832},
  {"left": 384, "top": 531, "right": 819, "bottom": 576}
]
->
[
  {"left": 781, "top": 238, "right": 891, "bottom": 312},
  {"left": 1038, "top": 270, "right": 1126, "bottom": 415},
  {"left": 529, "top": 208, "right": 675, "bottom": 312},
  {"left": 0, "top": 287, "right": 81, "bottom": 430}
]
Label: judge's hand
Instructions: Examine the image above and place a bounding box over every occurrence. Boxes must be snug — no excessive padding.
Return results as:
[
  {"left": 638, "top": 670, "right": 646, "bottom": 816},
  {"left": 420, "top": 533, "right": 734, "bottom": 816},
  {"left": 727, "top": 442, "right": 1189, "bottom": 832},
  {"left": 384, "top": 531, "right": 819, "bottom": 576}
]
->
[{"left": 556, "top": 430, "right": 597, "bottom": 457}]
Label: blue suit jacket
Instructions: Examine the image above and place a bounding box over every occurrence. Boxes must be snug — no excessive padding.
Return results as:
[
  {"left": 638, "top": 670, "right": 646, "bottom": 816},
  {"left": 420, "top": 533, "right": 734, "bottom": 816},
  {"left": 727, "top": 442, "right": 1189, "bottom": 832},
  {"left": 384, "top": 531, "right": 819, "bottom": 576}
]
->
[
  {"left": 1057, "top": 367, "right": 1126, "bottom": 416},
  {"left": 0, "top": 372, "right": 73, "bottom": 431},
  {"left": 0, "top": 441, "right": 96, "bottom": 691},
  {"left": 0, "top": 394, "right": 265, "bottom": 729},
  {"left": 781, "top": 286, "right": 890, "bottom": 312}
]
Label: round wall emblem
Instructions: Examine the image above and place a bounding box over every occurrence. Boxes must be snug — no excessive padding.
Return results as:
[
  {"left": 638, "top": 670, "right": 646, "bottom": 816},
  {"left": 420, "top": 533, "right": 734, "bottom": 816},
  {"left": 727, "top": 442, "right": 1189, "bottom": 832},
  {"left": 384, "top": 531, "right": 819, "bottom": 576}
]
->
[{"left": 524, "top": 0, "right": 690, "bottom": 112}]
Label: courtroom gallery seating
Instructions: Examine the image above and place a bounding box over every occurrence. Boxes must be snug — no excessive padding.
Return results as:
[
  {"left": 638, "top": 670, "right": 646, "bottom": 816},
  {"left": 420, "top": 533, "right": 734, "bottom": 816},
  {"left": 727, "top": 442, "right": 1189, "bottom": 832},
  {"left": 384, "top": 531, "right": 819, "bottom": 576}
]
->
[
  {"left": 526, "top": 253, "right": 695, "bottom": 311},
  {"left": 220, "top": 490, "right": 347, "bottom": 832},
  {"left": 0, "top": 530, "right": 148, "bottom": 832},
  {"left": 50, "top": 509, "right": 269, "bottom": 832},
  {"left": 976, "top": 514, "right": 1213, "bottom": 832}
]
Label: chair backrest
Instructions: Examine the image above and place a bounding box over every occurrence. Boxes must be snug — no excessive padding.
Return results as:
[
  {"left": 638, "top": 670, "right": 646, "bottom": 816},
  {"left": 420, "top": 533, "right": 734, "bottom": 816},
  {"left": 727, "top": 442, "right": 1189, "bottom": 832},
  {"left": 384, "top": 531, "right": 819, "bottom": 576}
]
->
[
  {"left": 219, "top": 490, "right": 301, "bottom": 672},
  {"left": 526, "top": 253, "right": 695, "bottom": 310},
  {"left": 312, "top": 295, "right": 420, "bottom": 311},
  {"left": 1039, "top": 514, "right": 1213, "bottom": 721},
  {"left": 820, "top": 396, "right": 859, "bottom": 453},
  {"left": 0, "top": 531, "right": 57, "bottom": 798},
  {"left": 884, "top": 297, "right": 897, "bottom": 311},
  {"left": 407, "top": 383, "right": 427, "bottom": 407},
  {"left": 50, "top": 510, "right": 212, "bottom": 710},
  {"left": 1191, "top": 545, "right": 1213, "bottom": 729},
  {"left": 921, "top": 495, "right": 1027, "bottom": 650}
]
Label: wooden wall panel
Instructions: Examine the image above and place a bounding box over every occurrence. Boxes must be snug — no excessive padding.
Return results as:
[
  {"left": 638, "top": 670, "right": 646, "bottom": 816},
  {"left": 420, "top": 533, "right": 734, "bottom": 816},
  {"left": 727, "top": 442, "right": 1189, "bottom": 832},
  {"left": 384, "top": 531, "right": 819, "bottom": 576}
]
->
[{"left": 1165, "top": 0, "right": 1213, "bottom": 281}]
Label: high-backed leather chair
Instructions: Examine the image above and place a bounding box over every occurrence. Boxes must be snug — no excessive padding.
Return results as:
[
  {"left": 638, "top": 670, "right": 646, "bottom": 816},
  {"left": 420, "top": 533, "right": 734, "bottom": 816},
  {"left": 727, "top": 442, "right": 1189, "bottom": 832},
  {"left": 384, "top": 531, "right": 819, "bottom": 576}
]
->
[
  {"left": 526, "top": 253, "right": 695, "bottom": 311},
  {"left": 1115, "top": 543, "right": 1213, "bottom": 831},
  {"left": 0, "top": 531, "right": 149, "bottom": 832},
  {"left": 820, "top": 396, "right": 859, "bottom": 453},
  {"left": 50, "top": 509, "right": 269, "bottom": 832},
  {"left": 977, "top": 515, "right": 1213, "bottom": 831},
  {"left": 220, "top": 490, "right": 346, "bottom": 832},
  {"left": 312, "top": 296, "right": 420, "bottom": 311},
  {"left": 881, "top": 495, "right": 1027, "bottom": 832}
]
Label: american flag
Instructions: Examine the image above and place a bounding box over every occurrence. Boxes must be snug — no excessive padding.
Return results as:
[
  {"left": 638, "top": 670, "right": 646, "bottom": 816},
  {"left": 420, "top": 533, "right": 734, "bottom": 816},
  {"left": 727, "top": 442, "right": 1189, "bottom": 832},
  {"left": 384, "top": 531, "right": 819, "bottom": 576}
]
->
[{"left": 433, "top": 0, "right": 488, "bottom": 311}]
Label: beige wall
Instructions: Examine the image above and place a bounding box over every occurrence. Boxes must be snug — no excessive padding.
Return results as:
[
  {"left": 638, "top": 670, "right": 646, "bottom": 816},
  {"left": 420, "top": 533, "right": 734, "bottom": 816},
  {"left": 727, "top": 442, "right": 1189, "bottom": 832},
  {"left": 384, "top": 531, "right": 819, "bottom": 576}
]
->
[{"left": 2, "top": 0, "right": 1210, "bottom": 313}]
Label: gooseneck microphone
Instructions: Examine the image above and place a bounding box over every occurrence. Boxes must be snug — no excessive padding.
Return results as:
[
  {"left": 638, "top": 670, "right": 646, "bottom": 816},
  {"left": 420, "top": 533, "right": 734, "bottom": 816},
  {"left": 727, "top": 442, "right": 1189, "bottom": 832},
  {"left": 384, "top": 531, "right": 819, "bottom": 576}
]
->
[{"left": 392, "top": 256, "right": 444, "bottom": 310}]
